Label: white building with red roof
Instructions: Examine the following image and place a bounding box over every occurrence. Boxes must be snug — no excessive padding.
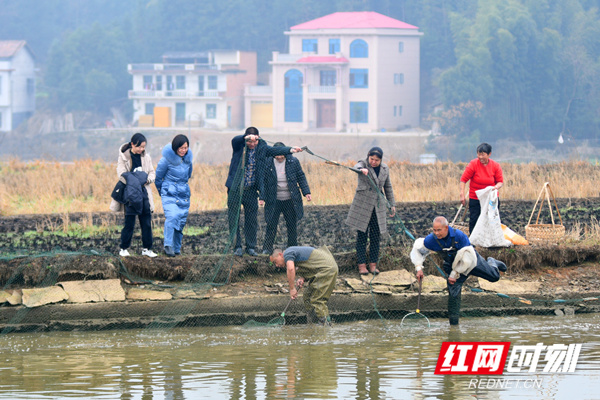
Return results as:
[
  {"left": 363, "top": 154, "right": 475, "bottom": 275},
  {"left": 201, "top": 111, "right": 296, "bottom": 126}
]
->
[
  {"left": 0, "top": 40, "right": 36, "bottom": 132},
  {"left": 245, "top": 11, "right": 422, "bottom": 132}
]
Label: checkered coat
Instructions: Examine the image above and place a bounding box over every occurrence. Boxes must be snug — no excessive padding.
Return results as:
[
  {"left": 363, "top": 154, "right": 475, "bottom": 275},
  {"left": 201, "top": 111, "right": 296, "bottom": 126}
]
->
[{"left": 345, "top": 159, "right": 395, "bottom": 234}]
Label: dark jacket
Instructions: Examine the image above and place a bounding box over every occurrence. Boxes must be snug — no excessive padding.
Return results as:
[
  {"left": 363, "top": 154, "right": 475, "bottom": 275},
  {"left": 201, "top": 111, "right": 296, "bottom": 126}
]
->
[
  {"left": 122, "top": 171, "right": 149, "bottom": 215},
  {"left": 262, "top": 155, "right": 311, "bottom": 221},
  {"left": 225, "top": 136, "right": 292, "bottom": 198}
]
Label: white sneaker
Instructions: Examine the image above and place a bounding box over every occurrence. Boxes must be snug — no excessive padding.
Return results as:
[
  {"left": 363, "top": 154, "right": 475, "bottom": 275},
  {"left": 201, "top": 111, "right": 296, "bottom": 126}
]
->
[
  {"left": 119, "top": 249, "right": 130, "bottom": 257},
  {"left": 142, "top": 248, "right": 158, "bottom": 258}
]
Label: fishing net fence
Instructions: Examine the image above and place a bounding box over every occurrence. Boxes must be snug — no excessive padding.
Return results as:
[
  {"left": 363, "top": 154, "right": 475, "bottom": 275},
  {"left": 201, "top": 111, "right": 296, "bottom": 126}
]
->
[{"left": 1, "top": 140, "right": 599, "bottom": 333}]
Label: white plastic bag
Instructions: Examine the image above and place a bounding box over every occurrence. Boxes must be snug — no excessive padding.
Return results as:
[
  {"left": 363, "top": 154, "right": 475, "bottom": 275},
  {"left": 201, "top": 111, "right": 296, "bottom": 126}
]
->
[{"left": 469, "top": 187, "right": 512, "bottom": 248}]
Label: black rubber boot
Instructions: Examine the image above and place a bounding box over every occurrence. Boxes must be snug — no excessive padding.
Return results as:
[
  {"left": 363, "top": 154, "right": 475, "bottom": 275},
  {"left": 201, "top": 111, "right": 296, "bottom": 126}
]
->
[{"left": 448, "top": 291, "right": 462, "bottom": 326}]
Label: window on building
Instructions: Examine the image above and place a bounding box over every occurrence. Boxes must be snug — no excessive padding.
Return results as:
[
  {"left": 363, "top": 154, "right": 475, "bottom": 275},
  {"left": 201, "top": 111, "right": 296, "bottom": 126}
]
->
[
  {"left": 208, "top": 75, "right": 218, "bottom": 90},
  {"left": 398, "top": 42, "right": 404, "bottom": 53},
  {"left": 176, "top": 76, "right": 185, "bottom": 90},
  {"left": 350, "top": 102, "right": 368, "bottom": 123},
  {"left": 398, "top": 105, "right": 403, "bottom": 116},
  {"left": 329, "top": 39, "right": 340, "bottom": 54},
  {"left": 284, "top": 69, "right": 303, "bottom": 122},
  {"left": 0, "top": 112, "right": 2, "bottom": 129},
  {"left": 198, "top": 76, "right": 204, "bottom": 92},
  {"left": 167, "top": 76, "right": 174, "bottom": 90},
  {"left": 175, "top": 103, "right": 186, "bottom": 121},
  {"left": 206, "top": 104, "right": 216, "bottom": 119},
  {"left": 349, "top": 69, "right": 368, "bottom": 88},
  {"left": 320, "top": 70, "right": 336, "bottom": 86},
  {"left": 0, "top": 76, "right": 2, "bottom": 95},
  {"left": 350, "top": 39, "right": 368, "bottom": 58},
  {"left": 302, "top": 39, "right": 318, "bottom": 53},
  {"left": 26, "top": 78, "right": 34, "bottom": 96},
  {"left": 394, "top": 73, "right": 404, "bottom": 84},
  {"left": 143, "top": 75, "right": 153, "bottom": 90},
  {"left": 145, "top": 103, "right": 155, "bottom": 115},
  {"left": 155, "top": 75, "right": 162, "bottom": 91}
]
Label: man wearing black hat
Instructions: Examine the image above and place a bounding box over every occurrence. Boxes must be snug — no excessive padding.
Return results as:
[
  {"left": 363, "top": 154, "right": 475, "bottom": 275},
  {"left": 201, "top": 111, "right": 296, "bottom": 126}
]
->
[{"left": 225, "top": 127, "right": 303, "bottom": 256}]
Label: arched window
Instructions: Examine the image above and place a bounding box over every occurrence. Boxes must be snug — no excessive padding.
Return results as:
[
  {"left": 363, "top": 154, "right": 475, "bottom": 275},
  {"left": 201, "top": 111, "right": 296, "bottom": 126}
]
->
[
  {"left": 350, "top": 39, "right": 368, "bottom": 58},
  {"left": 284, "top": 69, "right": 303, "bottom": 122}
]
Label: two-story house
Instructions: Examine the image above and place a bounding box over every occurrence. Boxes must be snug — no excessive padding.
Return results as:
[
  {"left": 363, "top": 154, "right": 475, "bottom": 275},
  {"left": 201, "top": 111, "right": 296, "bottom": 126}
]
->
[
  {"left": 245, "top": 11, "right": 422, "bottom": 132},
  {"left": 0, "top": 40, "right": 36, "bottom": 132},
  {"left": 128, "top": 50, "right": 256, "bottom": 129}
]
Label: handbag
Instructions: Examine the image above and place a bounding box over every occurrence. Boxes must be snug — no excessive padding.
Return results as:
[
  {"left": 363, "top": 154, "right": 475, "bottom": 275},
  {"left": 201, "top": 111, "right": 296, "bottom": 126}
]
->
[{"left": 111, "top": 181, "right": 126, "bottom": 204}]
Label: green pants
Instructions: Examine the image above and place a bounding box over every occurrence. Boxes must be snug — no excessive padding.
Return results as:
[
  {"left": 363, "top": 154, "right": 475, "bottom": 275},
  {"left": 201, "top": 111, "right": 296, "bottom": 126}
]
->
[{"left": 296, "top": 246, "right": 339, "bottom": 318}]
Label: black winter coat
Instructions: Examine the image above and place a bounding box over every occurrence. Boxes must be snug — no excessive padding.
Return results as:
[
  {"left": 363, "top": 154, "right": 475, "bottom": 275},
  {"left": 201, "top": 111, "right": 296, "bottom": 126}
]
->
[
  {"left": 225, "top": 136, "right": 292, "bottom": 198},
  {"left": 122, "top": 171, "right": 149, "bottom": 215},
  {"left": 262, "top": 155, "right": 310, "bottom": 221}
]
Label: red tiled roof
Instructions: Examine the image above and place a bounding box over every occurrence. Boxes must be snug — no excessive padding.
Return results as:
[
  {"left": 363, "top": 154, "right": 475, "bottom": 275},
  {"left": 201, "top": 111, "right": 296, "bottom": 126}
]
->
[
  {"left": 296, "top": 56, "right": 349, "bottom": 64},
  {"left": 0, "top": 40, "right": 27, "bottom": 58},
  {"left": 291, "top": 11, "right": 418, "bottom": 30}
]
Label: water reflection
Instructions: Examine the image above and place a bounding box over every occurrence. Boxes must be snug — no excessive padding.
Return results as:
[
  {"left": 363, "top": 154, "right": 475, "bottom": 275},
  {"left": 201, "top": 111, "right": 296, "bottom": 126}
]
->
[{"left": 0, "top": 314, "right": 598, "bottom": 399}]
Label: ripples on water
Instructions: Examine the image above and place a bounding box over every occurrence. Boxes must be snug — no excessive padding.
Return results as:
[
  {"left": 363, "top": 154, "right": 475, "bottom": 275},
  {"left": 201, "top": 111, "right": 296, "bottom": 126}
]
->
[{"left": 0, "top": 314, "right": 598, "bottom": 399}]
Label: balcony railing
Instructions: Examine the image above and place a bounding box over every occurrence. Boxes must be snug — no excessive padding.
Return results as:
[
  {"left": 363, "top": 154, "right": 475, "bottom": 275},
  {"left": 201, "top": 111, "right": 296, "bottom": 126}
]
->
[
  {"left": 308, "top": 85, "right": 337, "bottom": 94},
  {"left": 247, "top": 86, "right": 272, "bottom": 94},
  {"left": 129, "top": 63, "right": 218, "bottom": 71},
  {"left": 128, "top": 90, "right": 222, "bottom": 99}
]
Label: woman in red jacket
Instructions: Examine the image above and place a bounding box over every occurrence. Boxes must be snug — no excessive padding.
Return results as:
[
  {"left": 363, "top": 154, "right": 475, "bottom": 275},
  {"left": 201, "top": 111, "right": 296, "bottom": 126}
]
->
[{"left": 459, "top": 143, "right": 504, "bottom": 234}]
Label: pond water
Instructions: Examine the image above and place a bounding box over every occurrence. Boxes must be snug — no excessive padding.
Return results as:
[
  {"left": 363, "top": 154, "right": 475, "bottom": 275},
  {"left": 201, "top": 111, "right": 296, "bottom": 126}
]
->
[{"left": 0, "top": 314, "right": 598, "bottom": 399}]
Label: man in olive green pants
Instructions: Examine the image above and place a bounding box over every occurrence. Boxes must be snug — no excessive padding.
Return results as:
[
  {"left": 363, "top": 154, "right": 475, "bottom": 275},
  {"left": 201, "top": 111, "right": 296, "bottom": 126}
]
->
[{"left": 270, "top": 246, "right": 338, "bottom": 325}]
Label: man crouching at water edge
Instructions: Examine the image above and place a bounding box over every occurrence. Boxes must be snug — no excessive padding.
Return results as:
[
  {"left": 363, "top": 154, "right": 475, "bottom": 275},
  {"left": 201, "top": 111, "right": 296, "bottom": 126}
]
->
[
  {"left": 270, "top": 246, "right": 338, "bottom": 326},
  {"left": 410, "top": 216, "right": 507, "bottom": 325}
]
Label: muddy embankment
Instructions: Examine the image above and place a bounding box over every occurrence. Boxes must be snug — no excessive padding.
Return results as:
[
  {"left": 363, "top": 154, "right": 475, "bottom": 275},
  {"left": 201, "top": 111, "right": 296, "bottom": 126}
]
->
[{"left": 1, "top": 198, "right": 600, "bottom": 332}]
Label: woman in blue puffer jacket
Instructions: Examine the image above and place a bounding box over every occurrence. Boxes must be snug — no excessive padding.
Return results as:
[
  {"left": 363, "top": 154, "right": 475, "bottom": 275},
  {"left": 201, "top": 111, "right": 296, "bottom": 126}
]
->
[{"left": 155, "top": 134, "right": 193, "bottom": 256}]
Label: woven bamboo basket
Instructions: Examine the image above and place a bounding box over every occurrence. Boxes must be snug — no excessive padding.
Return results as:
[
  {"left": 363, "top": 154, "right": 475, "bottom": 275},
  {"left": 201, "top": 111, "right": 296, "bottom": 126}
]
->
[
  {"left": 525, "top": 182, "right": 565, "bottom": 244},
  {"left": 450, "top": 204, "right": 470, "bottom": 235}
]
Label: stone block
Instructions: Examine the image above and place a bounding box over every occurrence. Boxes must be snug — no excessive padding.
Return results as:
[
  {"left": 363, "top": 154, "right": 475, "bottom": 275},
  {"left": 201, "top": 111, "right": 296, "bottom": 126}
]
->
[
  {"left": 58, "top": 279, "right": 126, "bottom": 303},
  {"left": 22, "top": 287, "right": 68, "bottom": 308},
  {"left": 478, "top": 279, "right": 541, "bottom": 294},
  {"left": 367, "top": 269, "right": 415, "bottom": 287},
  {"left": 127, "top": 288, "right": 172, "bottom": 301},
  {"left": 344, "top": 278, "right": 369, "bottom": 292}
]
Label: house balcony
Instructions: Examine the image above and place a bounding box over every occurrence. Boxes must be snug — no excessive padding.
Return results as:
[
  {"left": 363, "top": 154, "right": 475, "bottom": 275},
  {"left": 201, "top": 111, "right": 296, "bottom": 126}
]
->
[
  {"left": 307, "top": 85, "right": 338, "bottom": 99},
  {"left": 128, "top": 90, "right": 222, "bottom": 99}
]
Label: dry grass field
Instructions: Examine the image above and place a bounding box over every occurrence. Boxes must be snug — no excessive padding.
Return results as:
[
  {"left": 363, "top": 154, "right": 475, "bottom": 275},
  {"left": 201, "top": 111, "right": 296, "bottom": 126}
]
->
[{"left": 0, "top": 159, "right": 598, "bottom": 216}]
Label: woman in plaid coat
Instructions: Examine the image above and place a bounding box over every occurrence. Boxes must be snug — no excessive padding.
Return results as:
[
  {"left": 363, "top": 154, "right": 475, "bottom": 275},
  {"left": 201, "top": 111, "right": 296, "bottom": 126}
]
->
[{"left": 345, "top": 147, "right": 395, "bottom": 275}]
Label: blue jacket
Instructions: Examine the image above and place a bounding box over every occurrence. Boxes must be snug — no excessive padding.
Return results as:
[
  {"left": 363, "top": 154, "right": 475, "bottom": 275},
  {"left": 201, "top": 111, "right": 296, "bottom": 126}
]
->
[
  {"left": 262, "top": 155, "right": 310, "bottom": 221},
  {"left": 225, "top": 135, "right": 292, "bottom": 198},
  {"left": 155, "top": 144, "right": 193, "bottom": 228}
]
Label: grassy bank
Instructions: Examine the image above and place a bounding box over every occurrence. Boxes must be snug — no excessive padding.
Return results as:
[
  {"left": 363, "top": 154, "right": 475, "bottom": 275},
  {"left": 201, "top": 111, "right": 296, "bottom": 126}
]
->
[{"left": 0, "top": 159, "right": 598, "bottom": 216}]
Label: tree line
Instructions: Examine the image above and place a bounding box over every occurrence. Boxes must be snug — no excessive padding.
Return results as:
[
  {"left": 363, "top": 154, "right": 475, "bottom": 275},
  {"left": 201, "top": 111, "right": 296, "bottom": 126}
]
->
[{"left": 1, "top": 0, "right": 599, "bottom": 144}]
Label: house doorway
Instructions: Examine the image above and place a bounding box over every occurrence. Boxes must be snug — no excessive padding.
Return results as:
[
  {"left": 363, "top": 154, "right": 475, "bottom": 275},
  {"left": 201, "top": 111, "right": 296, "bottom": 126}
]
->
[{"left": 316, "top": 100, "right": 335, "bottom": 128}]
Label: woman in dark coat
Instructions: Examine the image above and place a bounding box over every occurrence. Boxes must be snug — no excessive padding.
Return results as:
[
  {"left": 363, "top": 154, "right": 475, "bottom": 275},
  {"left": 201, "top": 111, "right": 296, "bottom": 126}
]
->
[
  {"left": 345, "top": 147, "right": 395, "bottom": 275},
  {"left": 261, "top": 142, "right": 312, "bottom": 254},
  {"left": 155, "top": 134, "right": 193, "bottom": 257}
]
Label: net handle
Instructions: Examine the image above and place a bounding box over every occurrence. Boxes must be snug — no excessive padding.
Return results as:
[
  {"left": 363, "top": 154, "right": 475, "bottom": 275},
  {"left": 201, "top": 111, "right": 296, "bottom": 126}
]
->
[{"left": 450, "top": 204, "right": 467, "bottom": 225}]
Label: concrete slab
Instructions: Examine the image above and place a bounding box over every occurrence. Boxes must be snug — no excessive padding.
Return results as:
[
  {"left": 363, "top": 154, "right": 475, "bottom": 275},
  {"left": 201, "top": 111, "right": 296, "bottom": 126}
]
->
[
  {"left": 58, "top": 279, "right": 126, "bottom": 303},
  {"left": 367, "top": 270, "right": 414, "bottom": 287},
  {"left": 421, "top": 275, "right": 447, "bottom": 293},
  {"left": 478, "top": 279, "right": 541, "bottom": 294},
  {"left": 126, "top": 288, "right": 172, "bottom": 301},
  {"left": 6, "top": 290, "right": 22, "bottom": 306},
  {"left": 0, "top": 291, "right": 10, "bottom": 303},
  {"left": 22, "top": 287, "right": 68, "bottom": 308},
  {"left": 344, "top": 278, "right": 370, "bottom": 292}
]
